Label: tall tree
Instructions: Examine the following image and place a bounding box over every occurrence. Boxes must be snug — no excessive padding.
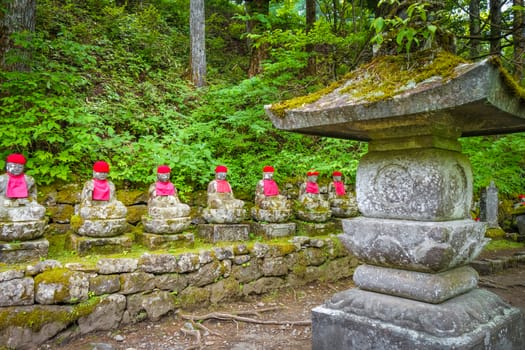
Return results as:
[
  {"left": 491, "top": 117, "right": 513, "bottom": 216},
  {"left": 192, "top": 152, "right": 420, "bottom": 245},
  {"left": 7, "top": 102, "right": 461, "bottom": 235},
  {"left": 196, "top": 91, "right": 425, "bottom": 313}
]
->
[
  {"left": 245, "top": 0, "right": 270, "bottom": 77},
  {"left": 190, "top": 0, "right": 206, "bottom": 87},
  {"left": 305, "top": 0, "right": 317, "bottom": 74},
  {"left": 489, "top": 0, "right": 502, "bottom": 56},
  {"left": 469, "top": 0, "right": 481, "bottom": 59},
  {"left": 0, "top": 0, "right": 35, "bottom": 71},
  {"left": 514, "top": 0, "right": 525, "bottom": 81}
]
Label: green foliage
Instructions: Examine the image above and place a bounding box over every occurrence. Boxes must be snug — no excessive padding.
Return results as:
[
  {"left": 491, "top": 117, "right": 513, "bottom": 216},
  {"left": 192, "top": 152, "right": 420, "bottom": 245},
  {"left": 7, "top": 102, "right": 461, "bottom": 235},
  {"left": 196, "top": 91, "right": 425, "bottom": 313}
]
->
[
  {"left": 460, "top": 134, "right": 525, "bottom": 196},
  {"left": 372, "top": 0, "right": 438, "bottom": 58},
  {"left": 1, "top": 0, "right": 523, "bottom": 199}
]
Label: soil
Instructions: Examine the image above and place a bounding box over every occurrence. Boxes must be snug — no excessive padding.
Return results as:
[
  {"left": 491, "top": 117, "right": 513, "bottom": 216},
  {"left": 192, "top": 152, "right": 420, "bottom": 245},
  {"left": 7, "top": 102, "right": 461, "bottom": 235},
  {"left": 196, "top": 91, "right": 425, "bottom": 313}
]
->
[{"left": 39, "top": 249, "right": 525, "bottom": 350}]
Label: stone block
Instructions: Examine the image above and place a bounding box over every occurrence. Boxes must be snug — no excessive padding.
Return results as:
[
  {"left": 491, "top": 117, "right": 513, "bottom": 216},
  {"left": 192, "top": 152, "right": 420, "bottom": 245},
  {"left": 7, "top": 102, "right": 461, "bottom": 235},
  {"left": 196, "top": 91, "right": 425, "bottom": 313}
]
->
[
  {"left": 0, "top": 220, "right": 46, "bottom": 241},
  {"left": 89, "top": 274, "right": 121, "bottom": 296},
  {"left": 312, "top": 288, "right": 524, "bottom": 350},
  {"left": 77, "top": 218, "right": 128, "bottom": 237},
  {"left": 0, "top": 239, "right": 49, "bottom": 264},
  {"left": 0, "top": 277, "right": 34, "bottom": 306},
  {"left": 96, "top": 258, "right": 138, "bottom": 274},
  {"left": 251, "top": 222, "right": 296, "bottom": 239},
  {"left": 78, "top": 294, "right": 126, "bottom": 334},
  {"left": 296, "top": 221, "right": 337, "bottom": 236},
  {"left": 68, "top": 233, "right": 133, "bottom": 256},
  {"left": 357, "top": 148, "right": 472, "bottom": 221},
  {"left": 139, "top": 253, "right": 178, "bottom": 273},
  {"left": 141, "top": 216, "right": 191, "bottom": 234},
  {"left": 139, "top": 231, "right": 194, "bottom": 250},
  {"left": 35, "top": 270, "right": 89, "bottom": 305},
  {"left": 353, "top": 264, "right": 478, "bottom": 304},
  {"left": 340, "top": 217, "right": 487, "bottom": 272},
  {"left": 197, "top": 224, "right": 250, "bottom": 242}
]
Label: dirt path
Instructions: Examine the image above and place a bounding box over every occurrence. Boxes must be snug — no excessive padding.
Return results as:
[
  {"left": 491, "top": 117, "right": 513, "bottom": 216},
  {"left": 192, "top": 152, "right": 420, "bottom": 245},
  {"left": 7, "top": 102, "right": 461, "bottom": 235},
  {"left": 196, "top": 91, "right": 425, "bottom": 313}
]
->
[{"left": 39, "top": 256, "right": 525, "bottom": 350}]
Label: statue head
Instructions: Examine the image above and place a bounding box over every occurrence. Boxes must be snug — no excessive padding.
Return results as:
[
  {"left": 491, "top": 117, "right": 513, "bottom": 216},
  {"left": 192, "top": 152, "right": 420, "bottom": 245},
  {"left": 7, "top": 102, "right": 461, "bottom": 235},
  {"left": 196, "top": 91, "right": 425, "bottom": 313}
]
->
[
  {"left": 215, "top": 165, "right": 228, "bottom": 180},
  {"left": 307, "top": 171, "right": 319, "bottom": 182},
  {"left": 157, "top": 165, "right": 171, "bottom": 182},
  {"left": 5, "top": 153, "right": 26, "bottom": 176},
  {"left": 92, "top": 161, "right": 109, "bottom": 180},
  {"left": 332, "top": 171, "right": 342, "bottom": 182},
  {"left": 262, "top": 165, "right": 274, "bottom": 180}
]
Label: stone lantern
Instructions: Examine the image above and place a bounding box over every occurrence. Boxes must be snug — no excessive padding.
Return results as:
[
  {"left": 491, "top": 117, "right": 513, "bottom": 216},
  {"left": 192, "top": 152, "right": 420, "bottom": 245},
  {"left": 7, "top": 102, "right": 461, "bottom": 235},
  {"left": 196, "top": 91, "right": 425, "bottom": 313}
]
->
[{"left": 265, "top": 53, "right": 524, "bottom": 349}]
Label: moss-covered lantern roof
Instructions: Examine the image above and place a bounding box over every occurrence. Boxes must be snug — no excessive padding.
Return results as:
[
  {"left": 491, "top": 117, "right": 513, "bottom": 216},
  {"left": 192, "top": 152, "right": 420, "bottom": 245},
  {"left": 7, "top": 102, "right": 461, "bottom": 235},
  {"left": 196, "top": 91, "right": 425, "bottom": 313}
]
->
[{"left": 265, "top": 51, "right": 525, "bottom": 141}]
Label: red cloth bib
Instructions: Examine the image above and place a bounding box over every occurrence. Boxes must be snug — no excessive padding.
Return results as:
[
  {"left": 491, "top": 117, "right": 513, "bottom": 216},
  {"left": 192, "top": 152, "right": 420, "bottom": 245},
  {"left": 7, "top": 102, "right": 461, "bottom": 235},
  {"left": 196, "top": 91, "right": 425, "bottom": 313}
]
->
[
  {"left": 92, "top": 179, "right": 110, "bottom": 201},
  {"left": 263, "top": 179, "right": 279, "bottom": 196},
  {"left": 305, "top": 181, "right": 319, "bottom": 194},
  {"left": 216, "top": 180, "right": 231, "bottom": 193},
  {"left": 156, "top": 181, "right": 175, "bottom": 196},
  {"left": 6, "top": 173, "right": 28, "bottom": 198},
  {"left": 334, "top": 181, "right": 346, "bottom": 196}
]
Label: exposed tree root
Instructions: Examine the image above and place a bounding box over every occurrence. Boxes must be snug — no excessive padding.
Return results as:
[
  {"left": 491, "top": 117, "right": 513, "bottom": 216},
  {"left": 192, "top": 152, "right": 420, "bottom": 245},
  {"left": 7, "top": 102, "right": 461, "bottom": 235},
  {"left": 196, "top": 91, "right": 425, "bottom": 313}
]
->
[{"left": 181, "top": 311, "right": 311, "bottom": 326}]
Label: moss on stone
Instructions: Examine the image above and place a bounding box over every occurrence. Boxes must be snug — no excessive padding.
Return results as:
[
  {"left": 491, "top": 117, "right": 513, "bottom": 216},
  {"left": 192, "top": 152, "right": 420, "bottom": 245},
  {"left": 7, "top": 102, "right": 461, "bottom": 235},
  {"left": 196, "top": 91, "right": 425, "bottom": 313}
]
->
[
  {"left": 174, "top": 286, "right": 211, "bottom": 309},
  {"left": 488, "top": 56, "right": 525, "bottom": 101},
  {"left": 69, "top": 215, "right": 83, "bottom": 231},
  {"left": 0, "top": 296, "right": 102, "bottom": 332},
  {"left": 34, "top": 268, "right": 75, "bottom": 303},
  {"left": 269, "top": 50, "right": 468, "bottom": 118}
]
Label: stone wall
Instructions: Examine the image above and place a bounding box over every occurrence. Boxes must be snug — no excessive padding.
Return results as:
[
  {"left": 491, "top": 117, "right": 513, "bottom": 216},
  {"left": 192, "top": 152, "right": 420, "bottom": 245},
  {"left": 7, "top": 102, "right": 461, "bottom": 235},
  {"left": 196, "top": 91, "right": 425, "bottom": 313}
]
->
[{"left": 0, "top": 236, "right": 357, "bottom": 349}]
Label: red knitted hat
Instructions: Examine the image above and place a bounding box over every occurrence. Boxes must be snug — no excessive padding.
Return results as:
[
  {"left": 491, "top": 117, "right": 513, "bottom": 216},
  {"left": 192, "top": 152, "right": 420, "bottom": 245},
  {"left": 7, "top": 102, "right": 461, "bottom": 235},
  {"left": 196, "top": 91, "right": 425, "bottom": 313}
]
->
[
  {"left": 215, "top": 165, "right": 228, "bottom": 173},
  {"left": 263, "top": 165, "right": 274, "bottom": 173},
  {"left": 157, "top": 165, "right": 171, "bottom": 173},
  {"left": 307, "top": 171, "right": 319, "bottom": 176},
  {"left": 93, "top": 161, "right": 110, "bottom": 173},
  {"left": 6, "top": 153, "right": 26, "bottom": 165},
  {"left": 332, "top": 171, "right": 342, "bottom": 176}
]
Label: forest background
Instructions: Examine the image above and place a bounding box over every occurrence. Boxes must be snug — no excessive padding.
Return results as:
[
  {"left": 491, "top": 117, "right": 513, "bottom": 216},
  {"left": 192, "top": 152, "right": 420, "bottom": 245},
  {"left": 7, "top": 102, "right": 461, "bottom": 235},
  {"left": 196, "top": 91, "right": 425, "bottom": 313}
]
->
[{"left": 1, "top": 0, "right": 524, "bottom": 203}]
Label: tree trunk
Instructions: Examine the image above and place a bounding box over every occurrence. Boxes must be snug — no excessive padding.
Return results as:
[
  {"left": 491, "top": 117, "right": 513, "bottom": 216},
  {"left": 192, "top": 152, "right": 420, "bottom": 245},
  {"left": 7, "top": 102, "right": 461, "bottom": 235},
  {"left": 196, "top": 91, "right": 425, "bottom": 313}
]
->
[
  {"left": 469, "top": 0, "right": 481, "bottom": 59},
  {"left": 489, "top": 0, "right": 502, "bottom": 56},
  {"left": 245, "top": 0, "right": 269, "bottom": 77},
  {"left": 190, "top": 0, "right": 206, "bottom": 87},
  {"left": 514, "top": 0, "right": 525, "bottom": 82},
  {"left": 0, "top": 0, "right": 35, "bottom": 72},
  {"left": 305, "top": 0, "right": 316, "bottom": 74}
]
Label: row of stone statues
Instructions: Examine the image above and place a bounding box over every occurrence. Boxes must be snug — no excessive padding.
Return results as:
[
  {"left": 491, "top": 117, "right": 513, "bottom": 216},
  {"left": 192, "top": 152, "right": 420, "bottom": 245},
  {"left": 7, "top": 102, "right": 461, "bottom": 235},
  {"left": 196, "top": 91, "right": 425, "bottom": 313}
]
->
[{"left": 0, "top": 155, "right": 358, "bottom": 242}]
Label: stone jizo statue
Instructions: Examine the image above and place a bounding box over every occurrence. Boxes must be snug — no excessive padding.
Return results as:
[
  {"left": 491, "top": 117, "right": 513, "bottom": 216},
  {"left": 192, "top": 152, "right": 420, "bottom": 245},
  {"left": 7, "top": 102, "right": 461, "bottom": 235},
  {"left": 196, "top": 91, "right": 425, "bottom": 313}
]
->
[
  {"left": 327, "top": 171, "right": 359, "bottom": 218},
  {"left": 147, "top": 165, "right": 190, "bottom": 217},
  {"left": 296, "top": 171, "right": 331, "bottom": 222},
  {"left": 203, "top": 165, "right": 246, "bottom": 224},
  {"left": 0, "top": 153, "right": 45, "bottom": 220},
  {"left": 0, "top": 153, "right": 47, "bottom": 262},
  {"left": 252, "top": 165, "right": 292, "bottom": 222},
  {"left": 76, "top": 161, "right": 127, "bottom": 236},
  {"left": 142, "top": 165, "right": 191, "bottom": 234},
  {"left": 206, "top": 165, "right": 244, "bottom": 210},
  {"left": 79, "top": 161, "right": 127, "bottom": 218}
]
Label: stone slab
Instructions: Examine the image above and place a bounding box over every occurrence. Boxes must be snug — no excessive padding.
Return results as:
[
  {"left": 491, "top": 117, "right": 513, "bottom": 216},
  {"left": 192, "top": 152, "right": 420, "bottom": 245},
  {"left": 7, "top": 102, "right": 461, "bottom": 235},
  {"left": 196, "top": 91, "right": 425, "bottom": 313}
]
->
[
  {"left": 312, "top": 288, "right": 524, "bottom": 350},
  {"left": 265, "top": 59, "right": 525, "bottom": 140},
  {"left": 296, "top": 221, "right": 338, "bottom": 236},
  {"left": 139, "top": 232, "right": 194, "bottom": 250},
  {"left": 197, "top": 224, "right": 250, "bottom": 242},
  {"left": 68, "top": 233, "right": 133, "bottom": 256},
  {"left": 202, "top": 208, "right": 246, "bottom": 224},
  {"left": 142, "top": 216, "right": 191, "bottom": 234},
  {"left": 251, "top": 222, "right": 296, "bottom": 239},
  {"left": 0, "top": 239, "right": 49, "bottom": 264},
  {"left": 0, "top": 220, "right": 46, "bottom": 241},
  {"left": 340, "top": 217, "right": 487, "bottom": 272},
  {"left": 353, "top": 264, "right": 478, "bottom": 303},
  {"left": 77, "top": 218, "right": 128, "bottom": 237}
]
